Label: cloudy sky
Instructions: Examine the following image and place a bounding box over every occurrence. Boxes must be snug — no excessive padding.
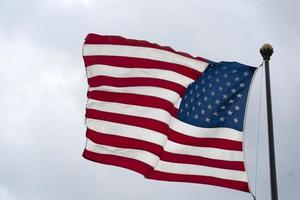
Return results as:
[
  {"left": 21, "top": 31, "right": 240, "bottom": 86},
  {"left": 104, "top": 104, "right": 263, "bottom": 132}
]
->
[{"left": 0, "top": 0, "right": 299, "bottom": 199}]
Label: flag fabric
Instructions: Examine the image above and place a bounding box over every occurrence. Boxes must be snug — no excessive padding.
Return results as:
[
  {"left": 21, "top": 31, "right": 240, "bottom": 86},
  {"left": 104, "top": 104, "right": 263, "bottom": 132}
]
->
[{"left": 82, "top": 33, "right": 256, "bottom": 192}]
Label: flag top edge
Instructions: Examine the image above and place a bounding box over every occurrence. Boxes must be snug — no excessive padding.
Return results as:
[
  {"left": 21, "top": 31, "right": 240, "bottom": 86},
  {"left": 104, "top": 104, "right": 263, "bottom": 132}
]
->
[
  {"left": 209, "top": 61, "right": 257, "bottom": 70},
  {"left": 84, "top": 33, "right": 257, "bottom": 69},
  {"left": 84, "top": 33, "right": 208, "bottom": 63}
]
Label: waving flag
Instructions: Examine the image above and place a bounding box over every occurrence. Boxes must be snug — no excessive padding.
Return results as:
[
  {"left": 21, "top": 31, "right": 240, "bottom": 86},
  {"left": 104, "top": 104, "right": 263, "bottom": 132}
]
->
[{"left": 82, "top": 33, "right": 256, "bottom": 192}]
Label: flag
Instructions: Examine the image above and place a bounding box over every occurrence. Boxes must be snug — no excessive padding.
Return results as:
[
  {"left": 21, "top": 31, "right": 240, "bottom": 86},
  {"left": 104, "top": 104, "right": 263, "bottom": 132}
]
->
[{"left": 82, "top": 33, "right": 256, "bottom": 192}]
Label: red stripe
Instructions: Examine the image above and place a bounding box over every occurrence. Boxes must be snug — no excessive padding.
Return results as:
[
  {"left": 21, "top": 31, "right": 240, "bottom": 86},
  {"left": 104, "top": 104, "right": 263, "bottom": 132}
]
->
[
  {"left": 146, "top": 171, "right": 249, "bottom": 192},
  {"left": 168, "top": 129, "right": 242, "bottom": 151},
  {"left": 87, "top": 91, "right": 178, "bottom": 117},
  {"left": 86, "top": 109, "right": 243, "bottom": 151},
  {"left": 83, "top": 56, "right": 202, "bottom": 80},
  {"left": 88, "top": 76, "right": 186, "bottom": 97},
  {"left": 86, "top": 109, "right": 245, "bottom": 169},
  {"left": 83, "top": 150, "right": 248, "bottom": 192},
  {"left": 84, "top": 33, "right": 208, "bottom": 63},
  {"left": 160, "top": 152, "right": 245, "bottom": 171},
  {"left": 83, "top": 150, "right": 153, "bottom": 176},
  {"left": 86, "top": 126, "right": 244, "bottom": 171},
  {"left": 86, "top": 129, "right": 163, "bottom": 156}
]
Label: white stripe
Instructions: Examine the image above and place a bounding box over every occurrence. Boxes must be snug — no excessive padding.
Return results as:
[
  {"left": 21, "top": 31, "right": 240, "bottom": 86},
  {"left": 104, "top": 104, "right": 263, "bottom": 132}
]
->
[
  {"left": 85, "top": 139, "right": 159, "bottom": 166},
  {"left": 164, "top": 140, "right": 244, "bottom": 161},
  {"left": 83, "top": 44, "right": 208, "bottom": 72},
  {"left": 87, "top": 99, "right": 243, "bottom": 141},
  {"left": 86, "top": 118, "right": 167, "bottom": 146},
  {"left": 87, "top": 98, "right": 171, "bottom": 128},
  {"left": 86, "top": 64, "right": 194, "bottom": 87},
  {"left": 175, "top": 99, "right": 182, "bottom": 109},
  {"left": 85, "top": 140, "right": 247, "bottom": 182},
  {"left": 89, "top": 85, "right": 181, "bottom": 108},
  {"left": 169, "top": 117, "right": 243, "bottom": 142},
  {"left": 86, "top": 118, "right": 243, "bottom": 161},
  {"left": 155, "top": 161, "right": 247, "bottom": 182}
]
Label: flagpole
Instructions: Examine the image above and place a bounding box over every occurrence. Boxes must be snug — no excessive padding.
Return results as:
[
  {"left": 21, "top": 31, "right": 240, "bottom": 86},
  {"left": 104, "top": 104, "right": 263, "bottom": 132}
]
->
[{"left": 260, "top": 44, "right": 278, "bottom": 200}]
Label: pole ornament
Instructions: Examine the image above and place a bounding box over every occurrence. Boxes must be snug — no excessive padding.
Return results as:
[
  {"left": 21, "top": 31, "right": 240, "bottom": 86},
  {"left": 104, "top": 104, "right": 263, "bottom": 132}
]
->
[{"left": 260, "top": 44, "right": 274, "bottom": 61}]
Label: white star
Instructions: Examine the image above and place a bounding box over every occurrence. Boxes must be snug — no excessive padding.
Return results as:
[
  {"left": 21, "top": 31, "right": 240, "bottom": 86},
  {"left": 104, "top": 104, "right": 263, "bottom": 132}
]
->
[
  {"left": 184, "top": 95, "right": 187, "bottom": 99},
  {"left": 205, "top": 117, "right": 210, "bottom": 122},
  {"left": 194, "top": 114, "right": 199, "bottom": 119},
  {"left": 234, "top": 118, "right": 239, "bottom": 123},
  {"left": 195, "top": 85, "right": 199, "bottom": 89},
  {"left": 192, "top": 106, "right": 195, "bottom": 111},
  {"left": 209, "top": 83, "right": 213, "bottom": 88},
  {"left": 237, "top": 93, "right": 242, "bottom": 98},
  {"left": 208, "top": 75, "right": 212, "bottom": 79},
  {"left": 222, "top": 94, "right": 228, "bottom": 99},
  {"left": 207, "top": 104, "right": 212, "bottom": 110},
  {"left": 224, "top": 73, "right": 228, "bottom": 78},
  {"left": 216, "top": 78, "right": 220, "bottom": 83},
  {"left": 204, "top": 96, "right": 208, "bottom": 101},
  {"left": 235, "top": 77, "right": 240, "bottom": 81},
  {"left": 223, "top": 66, "right": 227, "bottom": 70},
  {"left": 220, "top": 117, "right": 225, "bottom": 122},
  {"left": 240, "top": 83, "right": 245, "bottom": 88},
  {"left": 186, "top": 111, "right": 190, "bottom": 116},
  {"left": 234, "top": 105, "right": 240, "bottom": 111},
  {"left": 218, "top": 86, "right": 223, "bottom": 91},
  {"left": 215, "top": 70, "right": 219, "bottom": 75},
  {"left": 226, "top": 82, "right": 231, "bottom": 86},
  {"left": 180, "top": 108, "right": 183, "bottom": 113},
  {"left": 232, "top": 69, "right": 237, "bottom": 73},
  {"left": 231, "top": 88, "right": 237, "bottom": 93},
  {"left": 211, "top": 91, "right": 215, "bottom": 96},
  {"left": 201, "top": 109, "right": 205, "bottom": 115},
  {"left": 197, "top": 101, "right": 202, "bottom": 106},
  {"left": 229, "top": 99, "right": 234, "bottom": 104},
  {"left": 189, "top": 90, "right": 193, "bottom": 94},
  {"left": 196, "top": 93, "right": 200, "bottom": 97},
  {"left": 221, "top": 106, "right": 226, "bottom": 110},
  {"left": 190, "top": 98, "right": 194, "bottom": 102},
  {"left": 244, "top": 72, "right": 249, "bottom": 76},
  {"left": 185, "top": 104, "right": 188, "bottom": 108},
  {"left": 213, "top": 112, "right": 218, "bottom": 116},
  {"left": 227, "top": 110, "right": 233, "bottom": 115},
  {"left": 215, "top": 99, "right": 220, "bottom": 104},
  {"left": 202, "top": 88, "right": 206, "bottom": 93}
]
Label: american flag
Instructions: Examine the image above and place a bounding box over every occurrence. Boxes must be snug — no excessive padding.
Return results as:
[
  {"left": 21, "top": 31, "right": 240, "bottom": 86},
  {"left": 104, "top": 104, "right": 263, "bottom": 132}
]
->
[{"left": 82, "top": 33, "right": 256, "bottom": 192}]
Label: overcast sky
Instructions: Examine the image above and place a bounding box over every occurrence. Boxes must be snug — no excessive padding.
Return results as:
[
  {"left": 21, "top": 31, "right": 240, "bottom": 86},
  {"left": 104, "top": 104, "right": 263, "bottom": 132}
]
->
[{"left": 0, "top": 0, "right": 299, "bottom": 200}]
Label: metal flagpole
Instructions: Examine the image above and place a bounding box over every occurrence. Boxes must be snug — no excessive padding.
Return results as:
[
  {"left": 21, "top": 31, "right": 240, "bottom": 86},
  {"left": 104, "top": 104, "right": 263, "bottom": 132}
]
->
[{"left": 259, "top": 44, "right": 278, "bottom": 200}]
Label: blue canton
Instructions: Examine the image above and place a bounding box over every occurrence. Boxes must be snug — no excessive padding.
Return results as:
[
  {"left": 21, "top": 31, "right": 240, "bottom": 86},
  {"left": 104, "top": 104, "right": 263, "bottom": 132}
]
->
[{"left": 178, "top": 62, "right": 255, "bottom": 131}]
